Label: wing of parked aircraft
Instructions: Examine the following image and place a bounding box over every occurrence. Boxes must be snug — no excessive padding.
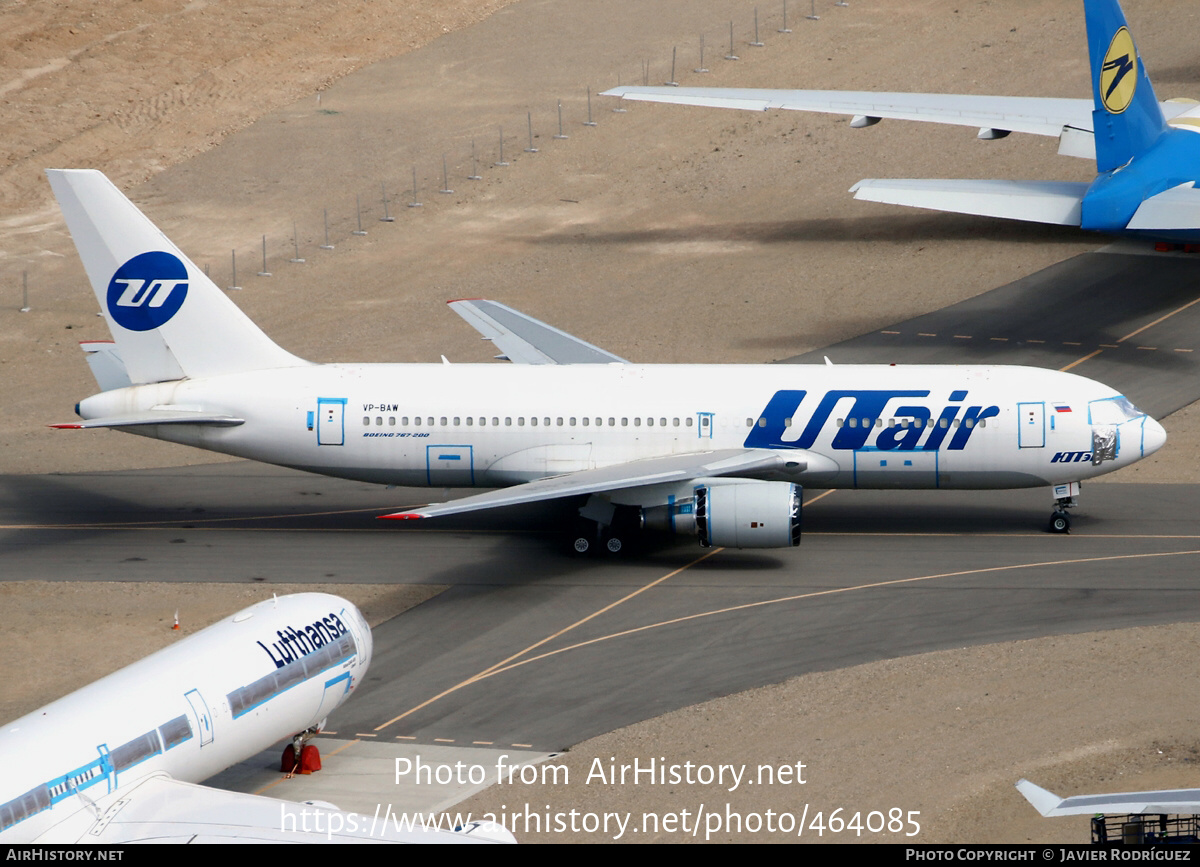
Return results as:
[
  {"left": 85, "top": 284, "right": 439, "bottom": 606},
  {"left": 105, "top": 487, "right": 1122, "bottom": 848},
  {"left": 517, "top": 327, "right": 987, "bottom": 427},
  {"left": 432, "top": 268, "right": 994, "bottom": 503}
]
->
[
  {"left": 602, "top": 0, "right": 1200, "bottom": 242},
  {"left": 381, "top": 447, "right": 811, "bottom": 520},
  {"left": 601, "top": 87, "right": 1108, "bottom": 144},
  {"left": 448, "top": 298, "right": 629, "bottom": 364},
  {"left": 1017, "top": 779, "right": 1200, "bottom": 817}
]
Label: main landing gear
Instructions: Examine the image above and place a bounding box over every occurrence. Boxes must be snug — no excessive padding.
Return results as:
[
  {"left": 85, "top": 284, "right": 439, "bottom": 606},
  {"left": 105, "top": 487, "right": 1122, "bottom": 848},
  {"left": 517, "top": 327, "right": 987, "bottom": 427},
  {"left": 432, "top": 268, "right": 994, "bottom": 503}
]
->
[
  {"left": 571, "top": 499, "right": 640, "bottom": 556},
  {"left": 1047, "top": 482, "right": 1080, "bottom": 534}
]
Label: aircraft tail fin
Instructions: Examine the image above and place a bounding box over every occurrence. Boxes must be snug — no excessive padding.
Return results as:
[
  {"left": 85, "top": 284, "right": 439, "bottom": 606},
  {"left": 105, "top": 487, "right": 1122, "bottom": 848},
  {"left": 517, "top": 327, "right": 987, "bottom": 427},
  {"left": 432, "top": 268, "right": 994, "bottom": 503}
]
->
[
  {"left": 46, "top": 169, "right": 307, "bottom": 386},
  {"left": 1085, "top": 0, "right": 1168, "bottom": 172}
]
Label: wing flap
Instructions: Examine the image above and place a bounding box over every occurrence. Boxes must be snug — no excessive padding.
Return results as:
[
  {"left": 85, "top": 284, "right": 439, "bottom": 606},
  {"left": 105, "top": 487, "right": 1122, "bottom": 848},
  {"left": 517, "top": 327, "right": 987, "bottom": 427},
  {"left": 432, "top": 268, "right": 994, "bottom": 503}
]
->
[
  {"left": 381, "top": 448, "right": 800, "bottom": 520},
  {"left": 851, "top": 179, "right": 1088, "bottom": 226},
  {"left": 448, "top": 299, "right": 628, "bottom": 365}
]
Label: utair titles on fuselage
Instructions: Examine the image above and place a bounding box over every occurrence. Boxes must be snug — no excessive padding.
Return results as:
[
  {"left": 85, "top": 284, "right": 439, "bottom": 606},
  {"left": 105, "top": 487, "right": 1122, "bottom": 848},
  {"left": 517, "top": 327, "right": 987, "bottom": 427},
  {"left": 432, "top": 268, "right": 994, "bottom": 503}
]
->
[{"left": 46, "top": 169, "right": 1165, "bottom": 548}]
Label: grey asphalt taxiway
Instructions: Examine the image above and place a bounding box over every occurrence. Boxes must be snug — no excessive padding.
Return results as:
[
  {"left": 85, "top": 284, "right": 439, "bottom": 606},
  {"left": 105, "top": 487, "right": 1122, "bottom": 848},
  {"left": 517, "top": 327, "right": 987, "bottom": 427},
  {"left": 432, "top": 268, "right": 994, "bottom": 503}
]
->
[{"left": 5, "top": 247, "right": 1200, "bottom": 756}]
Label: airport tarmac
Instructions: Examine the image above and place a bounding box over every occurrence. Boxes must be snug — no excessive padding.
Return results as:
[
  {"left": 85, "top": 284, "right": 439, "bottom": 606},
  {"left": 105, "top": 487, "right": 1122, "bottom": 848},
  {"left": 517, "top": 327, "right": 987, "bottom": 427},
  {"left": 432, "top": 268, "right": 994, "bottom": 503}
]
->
[{"left": 5, "top": 0, "right": 1200, "bottom": 845}]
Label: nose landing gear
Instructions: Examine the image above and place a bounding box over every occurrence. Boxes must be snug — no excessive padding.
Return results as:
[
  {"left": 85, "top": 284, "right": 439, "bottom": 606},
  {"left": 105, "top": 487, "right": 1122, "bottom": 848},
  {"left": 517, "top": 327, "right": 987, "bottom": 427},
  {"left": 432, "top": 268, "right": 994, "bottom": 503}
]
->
[{"left": 1047, "top": 482, "right": 1079, "bottom": 534}]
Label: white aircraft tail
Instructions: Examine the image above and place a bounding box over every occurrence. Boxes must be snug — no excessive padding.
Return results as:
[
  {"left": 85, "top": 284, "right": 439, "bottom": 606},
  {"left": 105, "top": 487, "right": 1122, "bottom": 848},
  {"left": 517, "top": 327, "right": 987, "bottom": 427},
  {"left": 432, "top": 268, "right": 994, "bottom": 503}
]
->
[{"left": 47, "top": 169, "right": 308, "bottom": 386}]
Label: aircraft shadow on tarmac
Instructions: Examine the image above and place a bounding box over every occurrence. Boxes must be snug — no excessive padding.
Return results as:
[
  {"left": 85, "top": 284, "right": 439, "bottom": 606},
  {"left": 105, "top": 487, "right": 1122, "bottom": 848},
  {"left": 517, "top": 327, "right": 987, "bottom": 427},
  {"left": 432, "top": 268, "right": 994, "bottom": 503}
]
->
[{"left": 537, "top": 212, "right": 1091, "bottom": 247}]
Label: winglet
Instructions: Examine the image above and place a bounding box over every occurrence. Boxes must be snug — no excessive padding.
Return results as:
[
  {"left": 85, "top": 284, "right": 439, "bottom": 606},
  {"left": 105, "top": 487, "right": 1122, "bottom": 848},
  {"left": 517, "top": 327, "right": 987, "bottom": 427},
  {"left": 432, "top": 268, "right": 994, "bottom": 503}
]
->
[{"left": 1015, "top": 779, "right": 1064, "bottom": 817}]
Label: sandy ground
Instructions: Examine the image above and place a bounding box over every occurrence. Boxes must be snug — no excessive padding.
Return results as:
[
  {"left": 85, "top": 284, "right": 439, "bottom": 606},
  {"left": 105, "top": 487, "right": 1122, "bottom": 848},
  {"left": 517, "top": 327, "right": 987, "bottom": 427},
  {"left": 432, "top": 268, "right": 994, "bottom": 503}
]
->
[{"left": 3, "top": 0, "right": 1200, "bottom": 844}]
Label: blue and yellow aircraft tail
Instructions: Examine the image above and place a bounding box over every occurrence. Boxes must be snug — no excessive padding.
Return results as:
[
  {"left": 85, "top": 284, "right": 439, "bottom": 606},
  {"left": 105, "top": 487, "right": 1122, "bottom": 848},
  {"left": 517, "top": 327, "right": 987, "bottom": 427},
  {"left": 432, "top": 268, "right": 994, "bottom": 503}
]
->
[{"left": 1085, "top": 0, "right": 1168, "bottom": 173}]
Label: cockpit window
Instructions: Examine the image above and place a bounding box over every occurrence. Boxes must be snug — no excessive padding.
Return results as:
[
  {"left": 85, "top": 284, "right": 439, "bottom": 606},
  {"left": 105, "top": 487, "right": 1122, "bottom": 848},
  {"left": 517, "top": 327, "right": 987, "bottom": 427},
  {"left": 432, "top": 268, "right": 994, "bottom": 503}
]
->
[{"left": 1088, "top": 395, "right": 1145, "bottom": 425}]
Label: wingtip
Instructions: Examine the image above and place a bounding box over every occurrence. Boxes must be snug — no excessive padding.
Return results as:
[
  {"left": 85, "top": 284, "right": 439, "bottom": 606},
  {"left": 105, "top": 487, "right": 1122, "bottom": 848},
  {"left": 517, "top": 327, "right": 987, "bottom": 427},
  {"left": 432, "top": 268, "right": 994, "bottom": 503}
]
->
[
  {"left": 378, "top": 512, "right": 425, "bottom": 521},
  {"left": 1015, "top": 779, "right": 1062, "bottom": 817},
  {"left": 48, "top": 423, "right": 84, "bottom": 429}
]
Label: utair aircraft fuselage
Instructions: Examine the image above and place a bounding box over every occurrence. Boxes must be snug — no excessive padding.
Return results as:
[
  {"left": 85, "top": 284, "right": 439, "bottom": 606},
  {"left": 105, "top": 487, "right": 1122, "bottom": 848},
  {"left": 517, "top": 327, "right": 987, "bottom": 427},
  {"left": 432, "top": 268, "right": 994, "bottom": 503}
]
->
[{"left": 48, "top": 169, "right": 1165, "bottom": 551}]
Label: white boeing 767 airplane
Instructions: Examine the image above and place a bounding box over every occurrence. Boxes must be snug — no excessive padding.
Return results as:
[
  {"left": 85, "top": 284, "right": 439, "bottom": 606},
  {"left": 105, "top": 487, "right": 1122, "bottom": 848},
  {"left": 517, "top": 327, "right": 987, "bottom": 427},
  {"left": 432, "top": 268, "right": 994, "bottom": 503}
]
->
[
  {"left": 0, "top": 593, "right": 513, "bottom": 843},
  {"left": 47, "top": 169, "right": 1164, "bottom": 548},
  {"left": 605, "top": 0, "right": 1200, "bottom": 243}
]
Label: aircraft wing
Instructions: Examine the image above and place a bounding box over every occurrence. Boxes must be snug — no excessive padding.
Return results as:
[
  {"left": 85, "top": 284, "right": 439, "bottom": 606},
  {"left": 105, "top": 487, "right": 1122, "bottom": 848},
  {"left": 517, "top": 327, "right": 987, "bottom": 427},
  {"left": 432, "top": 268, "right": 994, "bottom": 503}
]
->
[
  {"left": 38, "top": 772, "right": 513, "bottom": 843},
  {"left": 1017, "top": 779, "right": 1200, "bottom": 817},
  {"left": 381, "top": 448, "right": 806, "bottom": 520},
  {"left": 602, "top": 87, "right": 1098, "bottom": 137},
  {"left": 448, "top": 299, "right": 629, "bottom": 364}
]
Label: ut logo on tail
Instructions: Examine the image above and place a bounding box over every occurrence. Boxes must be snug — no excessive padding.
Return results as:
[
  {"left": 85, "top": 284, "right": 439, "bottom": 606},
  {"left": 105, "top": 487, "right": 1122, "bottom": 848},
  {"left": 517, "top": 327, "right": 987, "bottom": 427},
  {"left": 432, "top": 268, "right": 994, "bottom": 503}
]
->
[
  {"left": 1100, "top": 26, "right": 1137, "bottom": 114},
  {"left": 106, "top": 251, "right": 189, "bottom": 331}
]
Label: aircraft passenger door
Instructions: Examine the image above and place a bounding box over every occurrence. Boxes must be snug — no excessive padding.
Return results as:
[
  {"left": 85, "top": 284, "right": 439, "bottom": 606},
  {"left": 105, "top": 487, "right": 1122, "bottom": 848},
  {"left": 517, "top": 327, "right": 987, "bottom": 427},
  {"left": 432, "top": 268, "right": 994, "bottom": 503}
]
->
[
  {"left": 1017, "top": 402, "right": 1045, "bottom": 448},
  {"left": 696, "top": 412, "right": 714, "bottom": 439},
  {"left": 315, "top": 397, "right": 347, "bottom": 446},
  {"left": 185, "top": 688, "right": 214, "bottom": 747}
]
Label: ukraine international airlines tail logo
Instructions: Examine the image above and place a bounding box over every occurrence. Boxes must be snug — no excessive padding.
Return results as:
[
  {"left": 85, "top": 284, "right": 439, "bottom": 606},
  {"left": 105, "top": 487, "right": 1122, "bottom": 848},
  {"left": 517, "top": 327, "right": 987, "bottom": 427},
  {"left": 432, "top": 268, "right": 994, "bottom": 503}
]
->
[
  {"left": 106, "top": 251, "right": 189, "bottom": 332},
  {"left": 1100, "top": 26, "right": 1137, "bottom": 114}
]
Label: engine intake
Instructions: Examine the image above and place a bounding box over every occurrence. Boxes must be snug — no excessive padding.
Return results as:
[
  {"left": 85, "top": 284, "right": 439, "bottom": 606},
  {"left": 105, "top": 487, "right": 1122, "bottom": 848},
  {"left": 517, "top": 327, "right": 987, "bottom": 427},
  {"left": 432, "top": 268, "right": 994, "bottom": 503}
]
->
[{"left": 695, "top": 482, "right": 801, "bottom": 549}]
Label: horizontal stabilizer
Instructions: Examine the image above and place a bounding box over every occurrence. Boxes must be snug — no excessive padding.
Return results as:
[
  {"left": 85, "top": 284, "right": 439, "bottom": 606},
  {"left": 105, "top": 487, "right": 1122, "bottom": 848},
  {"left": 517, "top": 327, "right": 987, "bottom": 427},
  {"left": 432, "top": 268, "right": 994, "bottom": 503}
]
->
[
  {"left": 850, "top": 179, "right": 1088, "bottom": 226},
  {"left": 1127, "top": 182, "right": 1200, "bottom": 230},
  {"left": 1016, "top": 778, "right": 1200, "bottom": 817},
  {"left": 447, "top": 299, "right": 628, "bottom": 364},
  {"left": 79, "top": 341, "right": 132, "bottom": 391},
  {"left": 51, "top": 410, "right": 244, "bottom": 429},
  {"left": 382, "top": 448, "right": 800, "bottom": 520}
]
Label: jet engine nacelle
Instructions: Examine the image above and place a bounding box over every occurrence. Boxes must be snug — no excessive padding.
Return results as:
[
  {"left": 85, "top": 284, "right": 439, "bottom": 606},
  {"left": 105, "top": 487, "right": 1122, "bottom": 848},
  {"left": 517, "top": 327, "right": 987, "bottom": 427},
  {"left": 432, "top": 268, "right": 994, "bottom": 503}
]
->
[{"left": 695, "top": 481, "right": 802, "bottom": 549}]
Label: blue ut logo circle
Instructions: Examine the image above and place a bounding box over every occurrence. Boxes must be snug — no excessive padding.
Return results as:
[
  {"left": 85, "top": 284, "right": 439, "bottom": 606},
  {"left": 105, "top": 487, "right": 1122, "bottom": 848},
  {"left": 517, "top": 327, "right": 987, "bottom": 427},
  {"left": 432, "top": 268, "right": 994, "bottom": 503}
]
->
[{"left": 106, "top": 251, "right": 189, "bottom": 332}]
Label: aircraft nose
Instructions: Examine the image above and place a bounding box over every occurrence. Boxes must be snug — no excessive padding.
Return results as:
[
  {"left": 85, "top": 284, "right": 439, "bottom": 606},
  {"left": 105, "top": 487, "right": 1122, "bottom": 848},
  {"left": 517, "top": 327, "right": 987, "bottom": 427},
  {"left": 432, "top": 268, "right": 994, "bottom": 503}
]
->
[{"left": 1143, "top": 416, "right": 1167, "bottom": 457}]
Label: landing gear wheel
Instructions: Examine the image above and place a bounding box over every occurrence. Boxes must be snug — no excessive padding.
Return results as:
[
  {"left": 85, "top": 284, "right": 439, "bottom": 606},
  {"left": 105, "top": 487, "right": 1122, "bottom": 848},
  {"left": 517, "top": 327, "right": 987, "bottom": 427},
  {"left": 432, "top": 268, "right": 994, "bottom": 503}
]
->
[
  {"left": 572, "top": 535, "right": 592, "bottom": 555},
  {"left": 1048, "top": 510, "right": 1071, "bottom": 534},
  {"left": 604, "top": 536, "right": 623, "bottom": 554}
]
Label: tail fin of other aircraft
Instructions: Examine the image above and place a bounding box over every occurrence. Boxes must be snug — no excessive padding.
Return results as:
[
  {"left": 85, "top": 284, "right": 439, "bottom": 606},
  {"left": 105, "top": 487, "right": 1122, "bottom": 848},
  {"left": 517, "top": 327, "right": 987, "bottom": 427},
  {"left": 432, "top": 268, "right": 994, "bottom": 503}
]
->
[
  {"left": 1084, "top": 0, "right": 1168, "bottom": 173},
  {"left": 46, "top": 169, "right": 308, "bottom": 386}
]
